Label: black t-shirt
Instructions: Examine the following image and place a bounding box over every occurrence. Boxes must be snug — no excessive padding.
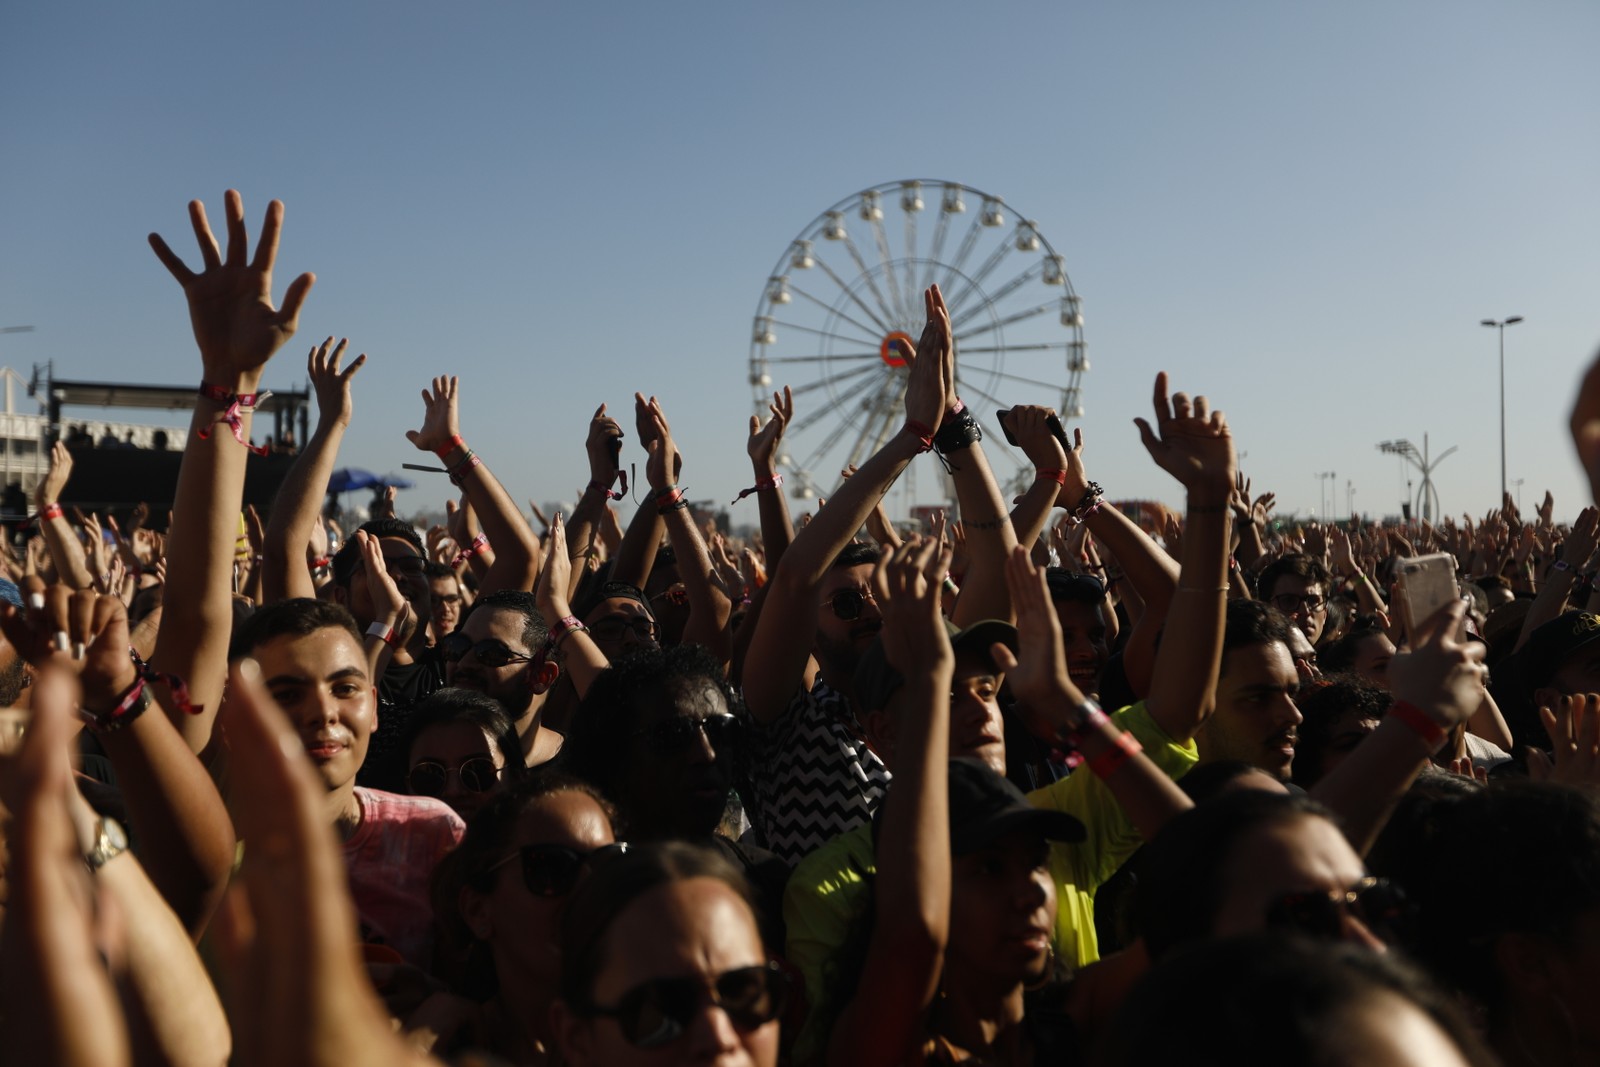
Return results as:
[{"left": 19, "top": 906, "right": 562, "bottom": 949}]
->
[{"left": 360, "top": 646, "right": 448, "bottom": 791}]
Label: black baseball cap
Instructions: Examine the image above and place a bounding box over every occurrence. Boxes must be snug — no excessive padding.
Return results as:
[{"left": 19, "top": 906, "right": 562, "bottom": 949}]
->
[{"left": 1520, "top": 610, "right": 1600, "bottom": 689}]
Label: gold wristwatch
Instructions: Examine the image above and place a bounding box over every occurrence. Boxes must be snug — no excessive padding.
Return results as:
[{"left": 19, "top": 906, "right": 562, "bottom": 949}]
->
[{"left": 84, "top": 815, "right": 129, "bottom": 871}]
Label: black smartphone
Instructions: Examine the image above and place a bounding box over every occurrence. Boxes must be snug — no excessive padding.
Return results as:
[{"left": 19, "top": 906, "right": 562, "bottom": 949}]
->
[{"left": 996, "top": 408, "right": 1068, "bottom": 449}]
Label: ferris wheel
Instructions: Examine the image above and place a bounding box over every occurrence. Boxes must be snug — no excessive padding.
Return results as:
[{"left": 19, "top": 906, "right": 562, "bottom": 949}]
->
[{"left": 749, "top": 180, "right": 1087, "bottom": 504}]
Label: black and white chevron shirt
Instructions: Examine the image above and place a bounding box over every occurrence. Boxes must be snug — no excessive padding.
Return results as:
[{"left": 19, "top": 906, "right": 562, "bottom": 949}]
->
[{"left": 745, "top": 680, "right": 892, "bottom": 866}]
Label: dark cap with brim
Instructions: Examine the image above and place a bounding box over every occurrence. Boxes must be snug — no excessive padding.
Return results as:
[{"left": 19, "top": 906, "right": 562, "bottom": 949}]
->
[
  {"left": 1522, "top": 610, "right": 1600, "bottom": 689},
  {"left": 853, "top": 619, "right": 1019, "bottom": 715},
  {"left": 874, "top": 758, "right": 1086, "bottom": 853}
]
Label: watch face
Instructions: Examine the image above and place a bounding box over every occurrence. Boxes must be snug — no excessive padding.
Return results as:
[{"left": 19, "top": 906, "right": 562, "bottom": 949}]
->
[{"left": 103, "top": 817, "right": 127, "bottom": 851}]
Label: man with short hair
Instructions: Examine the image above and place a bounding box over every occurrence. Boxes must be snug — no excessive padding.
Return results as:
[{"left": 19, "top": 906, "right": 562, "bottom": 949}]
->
[
  {"left": 445, "top": 589, "right": 563, "bottom": 766},
  {"left": 425, "top": 561, "right": 463, "bottom": 644},
  {"left": 231, "top": 598, "right": 463, "bottom": 968},
  {"left": 1257, "top": 554, "right": 1332, "bottom": 647},
  {"left": 1198, "top": 599, "right": 1302, "bottom": 781}
]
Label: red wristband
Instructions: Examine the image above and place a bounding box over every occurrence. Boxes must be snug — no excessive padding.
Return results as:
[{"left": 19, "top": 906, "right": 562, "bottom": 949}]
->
[
  {"left": 1389, "top": 700, "right": 1449, "bottom": 751},
  {"left": 365, "top": 621, "right": 398, "bottom": 647},
  {"left": 434, "top": 434, "right": 466, "bottom": 461},
  {"left": 1036, "top": 469, "right": 1068, "bottom": 486},
  {"left": 38, "top": 503, "right": 63, "bottom": 522},
  {"left": 451, "top": 532, "right": 489, "bottom": 567},
  {"left": 732, "top": 473, "right": 783, "bottom": 504},
  {"left": 1088, "top": 731, "right": 1143, "bottom": 779},
  {"left": 905, "top": 419, "right": 935, "bottom": 453}
]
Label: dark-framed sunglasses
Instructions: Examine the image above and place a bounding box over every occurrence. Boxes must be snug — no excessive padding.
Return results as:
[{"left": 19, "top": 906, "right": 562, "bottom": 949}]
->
[
  {"left": 819, "top": 587, "right": 876, "bottom": 621},
  {"left": 1046, "top": 570, "right": 1106, "bottom": 599},
  {"left": 407, "top": 756, "right": 502, "bottom": 798},
  {"left": 484, "top": 841, "right": 631, "bottom": 898},
  {"left": 442, "top": 632, "right": 535, "bottom": 668},
  {"left": 589, "top": 614, "right": 660, "bottom": 643},
  {"left": 1272, "top": 593, "right": 1327, "bottom": 614},
  {"left": 635, "top": 712, "right": 744, "bottom": 755},
  {"left": 584, "top": 962, "right": 790, "bottom": 1049},
  {"left": 1265, "top": 876, "right": 1411, "bottom": 943}
]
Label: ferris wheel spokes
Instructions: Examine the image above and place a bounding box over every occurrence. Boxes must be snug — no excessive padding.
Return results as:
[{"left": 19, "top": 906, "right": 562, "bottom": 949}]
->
[
  {"left": 789, "top": 281, "right": 884, "bottom": 342},
  {"left": 838, "top": 233, "right": 900, "bottom": 331},
  {"left": 809, "top": 252, "right": 896, "bottom": 336},
  {"left": 954, "top": 299, "right": 1055, "bottom": 341}
]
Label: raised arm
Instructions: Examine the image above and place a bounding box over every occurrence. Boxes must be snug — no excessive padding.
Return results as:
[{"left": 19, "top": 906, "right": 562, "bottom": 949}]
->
[
  {"left": 1312, "top": 598, "right": 1487, "bottom": 856},
  {"left": 1514, "top": 506, "right": 1599, "bottom": 654},
  {"left": 827, "top": 538, "right": 953, "bottom": 1067},
  {"left": 406, "top": 376, "right": 541, "bottom": 596},
  {"left": 147, "top": 189, "right": 314, "bottom": 751},
  {"left": 743, "top": 385, "right": 796, "bottom": 570},
  {"left": 639, "top": 393, "right": 733, "bottom": 657},
  {"left": 33, "top": 443, "right": 94, "bottom": 590},
  {"left": 994, "top": 546, "right": 1193, "bottom": 839},
  {"left": 534, "top": 512, "right": 610, "bottom": 699},
  {"left": 1, "top": 587, "right": 237, "bottom": 936},
  {"left": 562, "top": 404, "right": 626, "bottom": 576},
  {"left": 1134, "top": 373, "right": 1237, "bottom": 742},
  {"left": 742, "top": 285, "right": 949, "bottom": 724},
  {"left": 1004, "top": 407, "right": 1071, "bottom": 552},
  {"left": 263, "top": 337, "right": 366, "bottom": 602}
]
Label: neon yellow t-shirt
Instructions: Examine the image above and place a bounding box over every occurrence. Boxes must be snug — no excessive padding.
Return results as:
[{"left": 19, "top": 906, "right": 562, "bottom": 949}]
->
[{"left": 1029, "top": 700, "right": 1197, "bottom": 965}]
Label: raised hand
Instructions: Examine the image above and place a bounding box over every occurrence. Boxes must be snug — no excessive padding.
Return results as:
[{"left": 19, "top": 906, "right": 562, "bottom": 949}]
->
[
  {"left": 902, "top": 286, "right": 952, "bottom": 434},
  {"left": 637, "top": 393, "right": 681, "bottom": 492},
  {"left": 990, "top": 545, "right": 1088, "bottom": 719},
  {"left": 1132, "top": 372, "right": 1236, "bottom": 493},
  {"left": 872, "top": 536, "right": 954, "bottom": 677},
  {"left": 34, "top": 441, "right": 73, "bottom": 510},
  {"left": 404, "top": 376, "right": 461, "bottom": 455},
  {"left": 585, "top": 404, "right": 624, "bottom": 486},
  {"left": 534, "top": 511, "right": 573, "bottom": 621},
  {"left": 1530, "top": 693, "right": 1600, "bottom": 785},
  {"left": 747, "top": 385, "right": 792, "bottom": 471},
  {"left": 1387, "top": 598, "right": 1487, "bottom": 728},
  {"left": 0, "top": 587, "right": 138, "bottom": 712},
  {"left": 308, "top": 338, "right": 367, "bottom": 430},
  {"left": 355, "top": 531, "right": 413, "bottom": 645},
  {"left": 147, "top": 190, "right": 313, "bottom": 381},
  {"left": 1560, "top": 506, "right": 1600, "bottom": 572}
]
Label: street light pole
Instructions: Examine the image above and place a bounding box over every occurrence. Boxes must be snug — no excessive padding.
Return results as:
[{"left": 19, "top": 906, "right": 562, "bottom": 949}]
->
[{"left": 1480, "top": 316, "right": 1524, "bottom": 501}]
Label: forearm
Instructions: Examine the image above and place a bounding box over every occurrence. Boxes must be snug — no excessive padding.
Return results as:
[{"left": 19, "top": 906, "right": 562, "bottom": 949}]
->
[
  {"left": 947, "top": 443, "right": 1018, "bottom": 625},
  {"left": 1085, "top": 503, "right": 1179, "bottom": 612},
  {"left": 1310, "top": 717, "right": 1432, "bottom": 857},
  {"left": 1514, "top": 564, "right": 1581, "bottom": 653},
  {"left": 1466, "top": 688, "right": 1514, "bottom": 751},
  {"left": 100, "top": 707, "right": 238, "bottom": 935},
  {"left": 1234, "top": 522, "right": 1265, "bottom": 568},
  {"left": 152, "top": 391, "right": 255, "bottom": 750},
  {"left": 438, "top": 442, "right": 540, "bottom": 594},
  {"left": 611, "top": 496, "right": 664, "bottom": 591},
  {"left": 98, "top": 854, "right": 232, "bottom": 1067},
  {"left": 264, "top": 419, "right": 346, "bottom": 602},
  {"left": 754, "top": 464, "right": 795, "bottom": 570},
  {"left": 659, "top": 503, "right": 733, "bottom": 656},
  {"left": 1010, "top": 476, "right": 1062, "bottom": 554},
  {"left": 1075, "top": 719, "right": 1192, "bottom": 841},
  {"left": 1144, "top": 491, "right": 1230, "bottom": 742},
  {"left": 39, "top": 517, "right": 95, "bottom": 590}
]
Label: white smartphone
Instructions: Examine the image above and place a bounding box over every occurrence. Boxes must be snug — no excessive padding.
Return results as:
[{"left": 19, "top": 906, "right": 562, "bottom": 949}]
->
[{"left": 1394, "top": 552, "right": 1460, "bottom": 637}]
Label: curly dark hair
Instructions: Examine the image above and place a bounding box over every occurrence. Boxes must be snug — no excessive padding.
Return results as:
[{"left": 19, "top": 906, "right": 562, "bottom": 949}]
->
[{"left": 1292, "top": 677, "right": 1391, "bottom": 788}]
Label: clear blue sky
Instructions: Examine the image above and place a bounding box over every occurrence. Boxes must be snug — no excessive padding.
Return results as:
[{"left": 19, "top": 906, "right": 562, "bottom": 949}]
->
[{"left": 3, "top": 0, "right": 1598, "bottom": 525}]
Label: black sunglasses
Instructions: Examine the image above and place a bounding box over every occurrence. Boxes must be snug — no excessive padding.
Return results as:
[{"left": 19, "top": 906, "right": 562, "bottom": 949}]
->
[
  {"left": 585, "top": 962, "right": 790, "bottom": 1049},
  {"left": 442, "top": 633, "right": 535, "bottom": 668},
  {"left": 819, "top": 587, "right": 876, "bottom": 621},
  {"left": 635, "top": 712, "right": 743, "bottom": 755},
  {"left": 407, "top": 756, "right": 501, "bottom": 798},
  {"left": 589, "top": 614, "right": 660, "bottom": 643},
  {"left": 1046, "top": 571, "right": 1106, "bottom": 599},
  {"left": 1265, "top": 876, "right": 1411, "bottom": 943},
  {"left": 485, "top": 841, "right": 631, "bottom": 898}
]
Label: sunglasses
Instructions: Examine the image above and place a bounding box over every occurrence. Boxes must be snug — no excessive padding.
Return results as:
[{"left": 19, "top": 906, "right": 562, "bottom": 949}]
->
[
  {"left": 442, "top": 633, "right": 535, "bottom": 668},
  {"left": 1272, "top": 593, "right": 1327, "bottom": 613},
  {"left": 485, "top": 841, "right": 631, "bottom": 898},
  {"left": 1047, "top": 571, "right": 1106, "bottom": 599},
  {"left": 384, "top": 555, "right": 428, "bottom": 578},
  {"left": 819, "top": 587, "right": 876, "bottom": 621},
  {"left": 635, "top": 712, "right": 743, "bottom": 755},
  {"left": 1265, "top": 876, "right": 1410, "bottom": 943},
  {"left": 407, "top": 756, "right": 501, "bottom": 798},
  {"left": 589, "top": 614, "right": 660, "bottom": 643},
  {"left": 585, "top": 962, "right": 790, "bottom": 1049}
]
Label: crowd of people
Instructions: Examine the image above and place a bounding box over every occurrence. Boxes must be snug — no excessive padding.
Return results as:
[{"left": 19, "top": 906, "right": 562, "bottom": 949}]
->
[{"left": 1, "top": 189, "right": 1598, "bottom": 1067}]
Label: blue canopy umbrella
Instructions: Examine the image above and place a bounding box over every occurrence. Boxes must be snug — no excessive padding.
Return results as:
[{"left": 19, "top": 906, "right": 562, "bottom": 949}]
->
[{"left": 327, "top": 467, "right": 383, "bottom": 493}]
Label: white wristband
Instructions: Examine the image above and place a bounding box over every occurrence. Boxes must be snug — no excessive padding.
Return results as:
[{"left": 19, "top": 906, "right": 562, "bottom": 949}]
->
[{"left": 365, "top": 621, "right": 395, "bottom": 646}]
